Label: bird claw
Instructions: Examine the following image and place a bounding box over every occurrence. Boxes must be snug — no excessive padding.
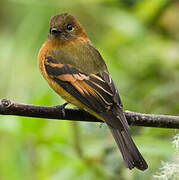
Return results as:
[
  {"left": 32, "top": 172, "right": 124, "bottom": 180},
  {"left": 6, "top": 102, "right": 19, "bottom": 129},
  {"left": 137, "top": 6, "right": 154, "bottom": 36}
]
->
[{"left": 55, "top": 102, "right": 68, "bottom": 118}]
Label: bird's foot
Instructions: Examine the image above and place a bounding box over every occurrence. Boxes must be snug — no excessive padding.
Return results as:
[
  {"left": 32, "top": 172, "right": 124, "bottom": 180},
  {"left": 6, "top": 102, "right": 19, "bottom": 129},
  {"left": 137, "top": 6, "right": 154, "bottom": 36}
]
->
[{"left": 55, "top": 102, "right": 68, "bottom": 118}]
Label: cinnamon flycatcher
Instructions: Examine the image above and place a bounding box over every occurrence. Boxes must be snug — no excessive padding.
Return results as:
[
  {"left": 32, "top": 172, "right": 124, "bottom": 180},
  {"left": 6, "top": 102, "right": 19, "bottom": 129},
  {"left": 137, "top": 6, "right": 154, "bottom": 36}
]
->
[{"left": 38, "top": 13, "right": 148, "bottom": 170}]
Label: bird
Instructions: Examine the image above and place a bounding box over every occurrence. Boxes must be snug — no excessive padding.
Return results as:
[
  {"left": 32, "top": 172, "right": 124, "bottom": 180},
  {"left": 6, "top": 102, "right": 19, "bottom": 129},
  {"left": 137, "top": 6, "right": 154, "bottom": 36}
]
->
[{"left": 38, "top": 13, "right": 148, "bottom": 170}]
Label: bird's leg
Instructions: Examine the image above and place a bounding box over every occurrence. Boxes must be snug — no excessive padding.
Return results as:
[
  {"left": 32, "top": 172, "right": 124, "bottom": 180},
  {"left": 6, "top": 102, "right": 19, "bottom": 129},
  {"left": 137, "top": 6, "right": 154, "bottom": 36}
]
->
[{"left": 55, "top": 102, "right": 68, "bottom": 118}]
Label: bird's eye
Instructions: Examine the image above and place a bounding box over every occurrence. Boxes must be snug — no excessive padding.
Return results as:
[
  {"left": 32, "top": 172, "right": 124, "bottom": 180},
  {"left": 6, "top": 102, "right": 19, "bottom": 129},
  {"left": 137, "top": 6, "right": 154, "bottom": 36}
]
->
[{"left": 66, "top": 24, "right": 73, "bottom": 31}]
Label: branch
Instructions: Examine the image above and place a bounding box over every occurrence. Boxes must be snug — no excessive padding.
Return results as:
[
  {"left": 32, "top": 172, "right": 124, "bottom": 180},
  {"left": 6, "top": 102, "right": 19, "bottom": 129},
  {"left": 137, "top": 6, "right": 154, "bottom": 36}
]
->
[{"left": 0, "top": 99, "right": 179, "bottom": 129}]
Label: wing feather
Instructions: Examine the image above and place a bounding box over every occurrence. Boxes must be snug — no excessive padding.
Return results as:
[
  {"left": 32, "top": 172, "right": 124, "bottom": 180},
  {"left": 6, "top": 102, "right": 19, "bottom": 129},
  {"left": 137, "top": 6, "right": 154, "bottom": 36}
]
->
[{"left": 44, "top": 56, "right": 124, "bottom": 125}]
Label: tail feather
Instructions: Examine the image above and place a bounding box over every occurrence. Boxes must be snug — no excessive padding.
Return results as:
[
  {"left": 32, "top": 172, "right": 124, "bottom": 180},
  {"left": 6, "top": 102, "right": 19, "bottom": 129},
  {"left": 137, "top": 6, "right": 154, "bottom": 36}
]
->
[
  {"left": 108, "top": 125, "right": 148, "bottom": 170},
  {"left": 99, "top": 109, "right": 148, "bottom": 171}
]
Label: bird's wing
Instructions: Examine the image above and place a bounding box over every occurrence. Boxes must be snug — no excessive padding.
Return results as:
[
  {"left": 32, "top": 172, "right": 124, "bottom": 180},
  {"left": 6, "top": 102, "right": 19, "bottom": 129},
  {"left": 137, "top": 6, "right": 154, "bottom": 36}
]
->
[{"left": 44, "top": 56, "right": 128, "bottom": 129}]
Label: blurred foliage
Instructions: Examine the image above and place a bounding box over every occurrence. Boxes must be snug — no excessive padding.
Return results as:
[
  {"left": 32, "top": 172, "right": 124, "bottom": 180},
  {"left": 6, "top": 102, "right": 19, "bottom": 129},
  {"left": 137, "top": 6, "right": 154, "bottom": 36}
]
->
[{"left": 0, "top": 0, "right": 179, "bottom": 179}]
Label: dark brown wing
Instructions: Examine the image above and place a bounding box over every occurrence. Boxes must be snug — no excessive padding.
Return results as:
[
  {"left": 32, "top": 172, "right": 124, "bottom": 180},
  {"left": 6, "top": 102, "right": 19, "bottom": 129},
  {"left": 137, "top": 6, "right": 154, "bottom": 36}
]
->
[{"left": 44, "top": 56, "right": 126, "bottom": 128}]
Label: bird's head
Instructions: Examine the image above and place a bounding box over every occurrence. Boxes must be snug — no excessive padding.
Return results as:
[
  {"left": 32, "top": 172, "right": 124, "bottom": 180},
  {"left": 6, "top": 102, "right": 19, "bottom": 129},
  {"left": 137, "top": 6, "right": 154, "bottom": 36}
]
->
[{"left": 48, "top": 13, "right": 88, "bottom": 45}]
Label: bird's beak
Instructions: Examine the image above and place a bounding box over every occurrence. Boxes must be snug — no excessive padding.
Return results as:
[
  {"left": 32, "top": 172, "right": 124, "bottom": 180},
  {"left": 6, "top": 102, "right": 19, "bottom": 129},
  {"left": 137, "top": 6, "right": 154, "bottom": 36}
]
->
[{"left": 50, "top": 28, "right": 62, "bottom": 35}]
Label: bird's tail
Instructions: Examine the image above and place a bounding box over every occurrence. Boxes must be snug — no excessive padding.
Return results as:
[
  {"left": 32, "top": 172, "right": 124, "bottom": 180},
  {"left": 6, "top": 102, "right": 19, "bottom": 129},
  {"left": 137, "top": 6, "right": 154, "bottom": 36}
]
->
[
  {"left": 100, "top": 110, "right": 148, "bottom": 170},
  {"left": 108, "top": 125, "right": 147, "bottom": 170}
]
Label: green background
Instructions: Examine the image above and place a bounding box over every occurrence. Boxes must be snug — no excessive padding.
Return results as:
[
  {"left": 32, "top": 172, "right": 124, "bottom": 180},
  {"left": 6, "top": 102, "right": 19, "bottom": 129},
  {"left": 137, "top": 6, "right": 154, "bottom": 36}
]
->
[{"left": 0, "top": 0, "right": 179, "bottom": 179}]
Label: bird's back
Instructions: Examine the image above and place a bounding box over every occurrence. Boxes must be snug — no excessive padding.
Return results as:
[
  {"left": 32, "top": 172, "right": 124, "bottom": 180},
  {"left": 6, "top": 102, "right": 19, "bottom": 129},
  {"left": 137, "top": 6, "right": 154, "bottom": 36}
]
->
[{"left": 50, "top": 40, "right": 108, "bottom": 75}]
